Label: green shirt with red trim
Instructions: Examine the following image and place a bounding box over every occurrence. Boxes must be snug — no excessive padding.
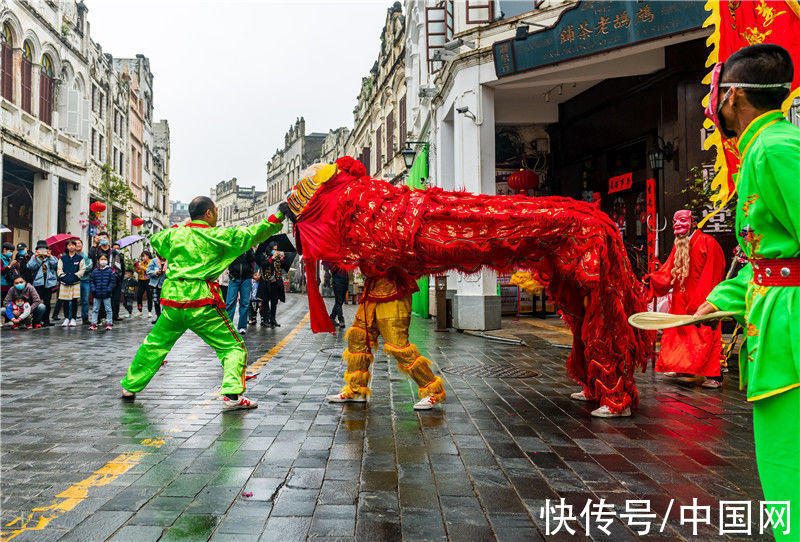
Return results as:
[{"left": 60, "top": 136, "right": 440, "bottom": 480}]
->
[{"left": 153, "top": 216, "right": 283, "bottom": 308}]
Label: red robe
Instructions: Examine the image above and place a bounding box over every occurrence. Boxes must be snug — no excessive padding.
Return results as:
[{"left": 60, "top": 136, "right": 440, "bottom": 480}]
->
[{"left": 647, "top": 230, "right": 726, "bottom": 376}]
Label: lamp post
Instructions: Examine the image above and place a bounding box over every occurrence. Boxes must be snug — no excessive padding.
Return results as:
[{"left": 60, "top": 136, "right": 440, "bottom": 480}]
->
[{"left": 401, "top": 141, "right": 428, "bottom": 170}]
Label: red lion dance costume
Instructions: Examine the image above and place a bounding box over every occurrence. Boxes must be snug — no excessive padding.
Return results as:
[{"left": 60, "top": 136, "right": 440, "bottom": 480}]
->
[{"left": 287, "top": 156, "right": 651, "bottom": 416}]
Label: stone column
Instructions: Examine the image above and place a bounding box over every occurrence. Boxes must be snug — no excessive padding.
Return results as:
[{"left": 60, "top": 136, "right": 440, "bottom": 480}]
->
[
  {"left": 451, "top": 76, "right": 500, "bottom": 331},
  {"left": 32, "top": 173, "right": 59, "bottom": 242},
  {"left": 65, "top": 178, "right": 88, "bottom": 241}
]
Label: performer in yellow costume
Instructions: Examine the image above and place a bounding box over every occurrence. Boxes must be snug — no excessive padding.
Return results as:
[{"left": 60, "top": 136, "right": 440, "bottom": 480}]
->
[{"left": 327, "top": 268, "right": 446, "bottom": 410}]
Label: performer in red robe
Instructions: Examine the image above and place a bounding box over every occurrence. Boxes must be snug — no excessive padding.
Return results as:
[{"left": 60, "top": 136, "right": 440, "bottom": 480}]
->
[{"left": 645, "top": 210, "right": 726, "bottom": 386}]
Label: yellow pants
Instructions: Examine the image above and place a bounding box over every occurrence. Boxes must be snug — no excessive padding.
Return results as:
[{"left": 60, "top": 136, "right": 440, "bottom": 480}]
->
[{"left": 340, "top": 293, "right": 445, "bottom": 403}]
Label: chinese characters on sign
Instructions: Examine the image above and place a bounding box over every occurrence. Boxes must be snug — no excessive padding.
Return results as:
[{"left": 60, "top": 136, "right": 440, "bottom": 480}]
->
[
  {"left": 494, "top": 1, "right": 707, "bottom": 78},
  {"left": 539, "top": 498, "right": 791, "bottom": 537},
  {"left": 608, "top": 172, "right": 633, "bottom": 194}
]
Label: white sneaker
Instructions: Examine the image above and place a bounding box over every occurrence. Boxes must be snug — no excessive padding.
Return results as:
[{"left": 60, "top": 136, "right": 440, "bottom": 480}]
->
[
  {"left": 61, "top": 318, "right": 70, "bottom": 327},
  {"left": 69, "top": 318, "right": 77, "bottom": 327},
  {"left": 701, "top": 378, "right": 722, "bottom": 389},
  {"left": 590, "top": 405, "right": 632, "bottom": 418},
  {"left": 222, "top": 395, "right": 258, "bottom": 411},
  {"left": 662, "top": 371, "right": 678, "bottom": 378},
  {"left": 413, "top": 396, "right": 440, "bottom": 410},
  {"left": 326, "top": 392, "right": 367, "bottom": 404},
  {"left": 121, "top": 387, "right": 135, "bottom": 398},
  {"left": 238, "top": 328, "right": 246, "bottom": 335},
  {"left": 570, "top": 390, "right": 593, "bottom": 402}
]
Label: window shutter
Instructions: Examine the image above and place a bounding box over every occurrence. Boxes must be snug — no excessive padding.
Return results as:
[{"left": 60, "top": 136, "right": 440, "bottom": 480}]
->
[
  {"left": 1, "top": 42, "right": 12, "bottom": 101},
  {"left": 21, "top": 59, "right": 32, "bottom": 113},
  {"left": 80, "top": 97, "right": 90, "bottom": 140},
  {"left": 426, "top": 5, "right": 446, "bottom": 73},
  {"left": 466, "top": 0, "right": 494, "bottom": 24},
  {"left": 39, "top": 74, "right": 53, "bottom": 125},
  {"left": 66, "top": 88, "right": 79, "bottom": 135},
  {"left": 386, "top": 110, "right": 394, "bottom": 158},
  {"left": 376, "top": 125, "right": 382, "bottom": 173},
  {"left": 399, "top": 96, "right": 407, "bottom": 149}
]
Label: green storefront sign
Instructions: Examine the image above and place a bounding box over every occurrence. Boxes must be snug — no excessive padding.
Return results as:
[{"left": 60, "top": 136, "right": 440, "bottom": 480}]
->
[
  {"left": 493, "top": 1, "right": 706, "bottom": 78},
  {"left": 407, "top": 145, "right": 430, "bottom": 318}
]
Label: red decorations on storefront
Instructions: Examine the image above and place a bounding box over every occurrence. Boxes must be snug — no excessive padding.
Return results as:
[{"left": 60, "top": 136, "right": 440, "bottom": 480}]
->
[
  {"left": 507, "top": 169, "right": 539, "bottom": 195},
  {"left": 608, "top": 172, "right": 633, "bottom": 194},
  {"left": 89, "top": 201, "right": 106, "bottom": 213},
  {"left": 132, "top": 218, "right": 145, "bottom": 227}
]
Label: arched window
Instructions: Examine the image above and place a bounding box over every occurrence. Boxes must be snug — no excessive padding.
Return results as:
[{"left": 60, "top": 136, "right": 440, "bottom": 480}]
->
[
  {"left": 39, "top": 53, "right": 54, "bottom": 125},
  {"left": 21, "top": 41, "right": 32, "bottom": 113},
  {"left": 1, "top": 22, "right": 12, "bottom": 101}
]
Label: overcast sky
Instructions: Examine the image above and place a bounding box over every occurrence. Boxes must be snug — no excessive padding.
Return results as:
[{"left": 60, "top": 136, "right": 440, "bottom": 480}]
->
[{"left": 87, "top": 0, "right": 393, "bottom": 202}]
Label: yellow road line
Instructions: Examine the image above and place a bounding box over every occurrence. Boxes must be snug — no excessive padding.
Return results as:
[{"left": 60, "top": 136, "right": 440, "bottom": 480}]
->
[
  {"left": 246, "top": 312, "right": 310, "bottom": 375},
  {"left": 1, "top": 438, "right": 163, "bottom": 541}
]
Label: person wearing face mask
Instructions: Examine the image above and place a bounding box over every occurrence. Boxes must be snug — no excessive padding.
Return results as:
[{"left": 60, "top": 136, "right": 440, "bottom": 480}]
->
[
  {"left": 692, "top": 44, "right": 799, "bottom": 540},
  {"left": 119, "top": 196, "right": 286, "bottom": 411},
  {"left": 57, "top": 239, "right": 86, "bottom": 327},
  {"left": 2, "top": 276, "right": 45, "bottom": 328},
  {"left": 90, "top": 232, "right": 125, "bottom": 322},
  {"left": 13, "top": 243, "right": 33, "bottom": 283},
  {"left": 27, "top": 240, "right": 59, "bottom": 326},
  {"left": 255, "top": 242, "right": 285, "bottom": 328},
  {"left": 74, "top": 239, "right": 93, "bottom": 325},
  {"left": 641, "top": 211, "right": 726, "bottom": 389},
  {"left": 1, "top": 242, "right": 17, "bottom": 299},
  {"left": 89, "top": 255, "right": 117, "bottom": 331}
]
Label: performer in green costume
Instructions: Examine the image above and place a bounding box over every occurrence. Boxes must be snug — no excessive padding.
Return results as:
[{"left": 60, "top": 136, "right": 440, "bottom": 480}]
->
[
  {"left": 120, "top": 196, "right": 285, "bottom": 411},
  {"left": 695, "top": 44, "right": 799, "bottom": 540}
]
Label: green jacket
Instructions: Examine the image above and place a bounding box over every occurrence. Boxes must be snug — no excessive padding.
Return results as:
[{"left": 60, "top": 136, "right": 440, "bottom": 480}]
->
[
  {"left": 707, "top": 110, "right": 800, "bottom": 402},
  {"left": 153, "top": 216, "right": 283, "bottom": 309}
]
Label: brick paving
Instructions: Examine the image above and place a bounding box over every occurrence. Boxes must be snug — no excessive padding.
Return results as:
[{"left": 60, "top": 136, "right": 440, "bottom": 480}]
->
[{"left": 0, "top": 294, "right": 768, "bottom": 541}]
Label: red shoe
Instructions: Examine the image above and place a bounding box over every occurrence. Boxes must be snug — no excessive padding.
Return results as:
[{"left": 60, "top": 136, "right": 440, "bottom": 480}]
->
[
  {"left": 25, "top": 324, "right": 32, "bottom": 329},
  {"left": 10, "top": 324, "right": 17, "bottom": 329},
  {"left": 33, "top": 324, "right": 42, "bottom": 328}
]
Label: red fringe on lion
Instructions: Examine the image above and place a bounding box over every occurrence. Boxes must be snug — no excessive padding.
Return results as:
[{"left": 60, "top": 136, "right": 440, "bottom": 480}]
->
[{"left": 284, "top": 156, "right": 650, "bottom": 417}]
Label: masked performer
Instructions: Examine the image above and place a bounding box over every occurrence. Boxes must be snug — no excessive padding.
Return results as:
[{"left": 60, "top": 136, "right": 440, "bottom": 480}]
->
[
  {"left": 694, "top": 44, "right": 799, "bottom": 540},
  {"left": 644, "top": 210, "right": 726, "bottom": 387},
  {"left": 120, "top": 196, "right": 285, "bottom": 411},
  {"left": 283, "top": 157, "right": 650, "bottom": 417}
]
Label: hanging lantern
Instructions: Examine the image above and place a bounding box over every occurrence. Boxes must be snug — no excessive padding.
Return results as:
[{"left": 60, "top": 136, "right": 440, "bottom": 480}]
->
[
  {"left": 507, "top": 169, "right": 540, "bottom": 195},
  {"left": 90, "top": 201, "right": 106, "bottom": 213},
  {"left": 132, "top": 217, "right": 145, "bottom": 227}
]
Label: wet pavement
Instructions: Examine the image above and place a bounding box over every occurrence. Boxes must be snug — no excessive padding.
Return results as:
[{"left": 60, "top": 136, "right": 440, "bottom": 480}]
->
[{"left": 0, "top": 294, "right": 767, "bottom": 541}]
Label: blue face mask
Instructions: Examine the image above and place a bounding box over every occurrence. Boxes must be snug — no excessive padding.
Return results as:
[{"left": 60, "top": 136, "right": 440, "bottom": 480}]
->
[
  {"left": 100, "top": 239, "right": 109, "bottom": 246},
  {"left": 14, "top": 283, "right": 25, "bottom": 290},
  {"left": 18, "top": 250, "right": 26, "bottom": 256}
]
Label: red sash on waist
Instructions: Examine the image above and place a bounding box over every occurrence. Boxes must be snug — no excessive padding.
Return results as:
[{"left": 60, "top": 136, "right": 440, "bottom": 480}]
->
[
  {"left": 752, "top": 258, "right": 800, "bottom": 287},
  {"left": 159, "top": 279, "right": 226, "bottom": 309}
]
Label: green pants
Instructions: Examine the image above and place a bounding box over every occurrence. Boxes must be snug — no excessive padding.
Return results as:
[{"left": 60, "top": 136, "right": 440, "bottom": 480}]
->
[
  {"left": 121, "top": 304, "right": 248, "bottom": 395},
  {"left": 753, "top": 386, "right": 800, "bottom": 541}
]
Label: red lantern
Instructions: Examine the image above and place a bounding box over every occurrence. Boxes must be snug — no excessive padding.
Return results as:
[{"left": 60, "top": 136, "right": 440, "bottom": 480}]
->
[
  {"left": 507, "top": 169, "right": 540, "bottom": 195},
  {"left": 90, "top": 201, "right": 106, "bottom": 213},
  {"left": 132, "top": 218, "right": 145, "bottom": 227}
]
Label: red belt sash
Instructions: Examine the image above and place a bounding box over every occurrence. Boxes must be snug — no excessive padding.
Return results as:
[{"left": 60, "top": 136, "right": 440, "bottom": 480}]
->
[
  {"left": 159, "top": 278, "right": 226, "bottom": 309},
  {"left": 752, "top": 258, "right": 800, "bottom": 287}
]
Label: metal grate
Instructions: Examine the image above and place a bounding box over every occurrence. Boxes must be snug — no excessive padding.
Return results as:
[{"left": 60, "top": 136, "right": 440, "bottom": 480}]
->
[{"left": 441, "top": 365, "right": 539, "bottom": 378}]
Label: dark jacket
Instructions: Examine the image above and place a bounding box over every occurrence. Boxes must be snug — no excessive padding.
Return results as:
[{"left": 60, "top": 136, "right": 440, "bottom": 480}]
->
[
  {"left": 331, "top": 268, "right": 349, "bottom": 291},
  {"left": 90, "top": 266, "right": 117, "bottom": 298},
  {"left": 14, "top": 254, "right": 33, "bottom": 282},
  {"left": 2, "top": 283, "right": 41, "bottom": 311},
  {"left": 228, "top": 249, "right": 256, "bottom": 280}
]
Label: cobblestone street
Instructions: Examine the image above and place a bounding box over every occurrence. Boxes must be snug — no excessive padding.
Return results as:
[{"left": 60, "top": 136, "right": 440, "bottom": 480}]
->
[{"left": 1, "top": 294, "right": 767, "bottom": 541}]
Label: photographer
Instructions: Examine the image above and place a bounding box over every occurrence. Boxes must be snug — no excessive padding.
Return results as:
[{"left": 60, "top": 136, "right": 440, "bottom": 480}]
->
[
  {"left": 27, "top": 240, "right": 59, "bottom": 326},
  {"left": 256, "top": 242, "right": 285, "bottom": 327}
]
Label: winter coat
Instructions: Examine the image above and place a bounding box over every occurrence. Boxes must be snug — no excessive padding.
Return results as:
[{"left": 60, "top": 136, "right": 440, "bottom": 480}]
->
[
  {"left": 90, "top": 266, "right": 117, "bottom": 299},
  {"left": 57, "top": 253, "right": 86, "bottom": 285},
  {"left": 89, "top": 246, "right": 125, "bottom": 279},
  {"left": 2, "top": 283, "right": 41, "bottom": 311},
  {"left": 0, "top": 253, "right": 12, "bottom": 287},
  {"left": 79, "top": 253, "right": 93, "bottom": 282},
  {"left": 6, "top": 301, "right": 31, "bottom": 321},
  {"left": 27, "top": 255, "right": 60, "bottom": 288}
]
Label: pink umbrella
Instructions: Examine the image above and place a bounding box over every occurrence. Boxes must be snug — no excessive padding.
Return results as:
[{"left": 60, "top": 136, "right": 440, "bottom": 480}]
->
[{"left": 46, "top": 234, "right": 80, "bottom": 258}]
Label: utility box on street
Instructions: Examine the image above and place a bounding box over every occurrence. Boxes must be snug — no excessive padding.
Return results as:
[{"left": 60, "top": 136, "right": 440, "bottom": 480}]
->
[{"left": 435, "top": 276, "right": 449, "bottom": 331}]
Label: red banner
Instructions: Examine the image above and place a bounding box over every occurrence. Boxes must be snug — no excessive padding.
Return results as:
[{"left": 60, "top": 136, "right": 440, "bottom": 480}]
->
[
  {"left": 701, "top": 1, "right": 800, "bottom": 225},
  {"left": 608, "top": 172, "right": 633, "bottom": 194},
  {"left": 646, "top": 178, "right": 658, "bottom": 272}
]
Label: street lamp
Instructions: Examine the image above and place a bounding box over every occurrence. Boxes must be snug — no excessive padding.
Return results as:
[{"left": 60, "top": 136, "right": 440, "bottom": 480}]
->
[
  {"left": 648, "top": 146, "right": 664, "bottom": 171},
  {"left": 401, "top": 141, "right": 428, "bottom": 170}
]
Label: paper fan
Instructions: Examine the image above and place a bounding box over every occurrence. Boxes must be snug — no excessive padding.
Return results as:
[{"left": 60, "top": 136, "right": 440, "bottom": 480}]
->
[{"left": 628, "top": 311, "right": 739, "bottom": 330}]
